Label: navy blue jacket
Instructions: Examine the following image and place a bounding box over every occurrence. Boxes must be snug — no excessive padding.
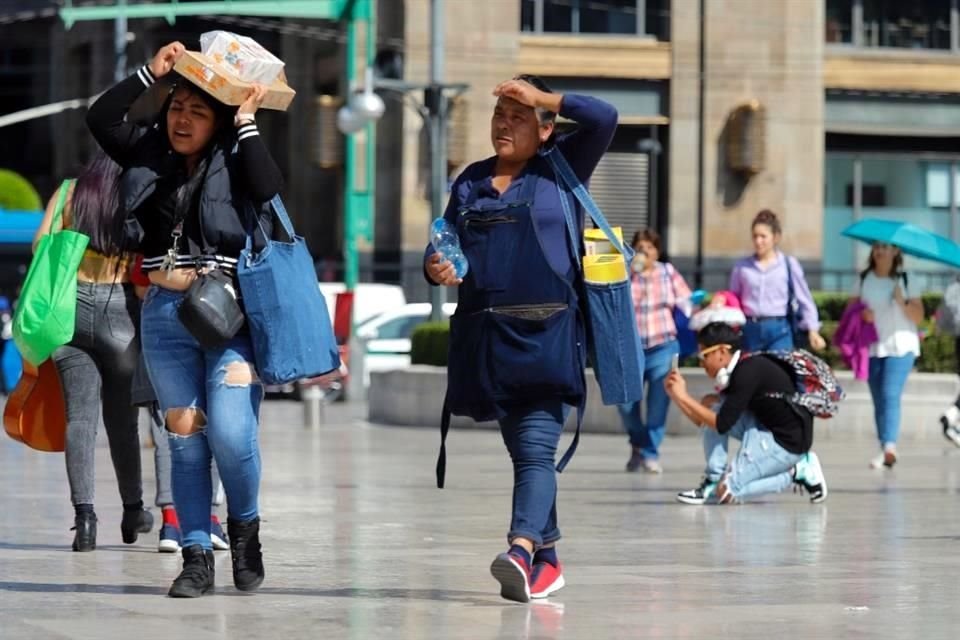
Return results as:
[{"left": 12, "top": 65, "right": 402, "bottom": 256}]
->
[{"left": 426, "top": 94, "right": 618, "bottom": 279}]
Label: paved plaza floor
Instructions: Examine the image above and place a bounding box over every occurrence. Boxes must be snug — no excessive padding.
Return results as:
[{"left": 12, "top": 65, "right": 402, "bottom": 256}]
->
[{"left": 3, "top": 400, "right": 960, "bottom": 639}]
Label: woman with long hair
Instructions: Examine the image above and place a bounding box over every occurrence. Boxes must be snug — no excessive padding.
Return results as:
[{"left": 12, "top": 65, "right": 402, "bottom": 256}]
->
[
  {"left": 729, "top": 209, "right": 826, "bottom": 353},
  {"left": 425, "top": 75, "right": 617, "bottom": 601},
  {"left": 87, "top": 41, "right": 283, "bottom": 597},
  {"left": 35, "top": 149, "right": 153, "bottom": 552},
  {"left": 857, "top": 242, "right": 923, "bottom": 468},
  {"left": 618, "top": 227, "right": 691, "bottom": 473}
]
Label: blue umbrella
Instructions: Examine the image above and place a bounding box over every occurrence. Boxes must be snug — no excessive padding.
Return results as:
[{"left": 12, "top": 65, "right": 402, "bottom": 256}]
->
[{"left": 841, "top": 218, "right": 960, "bottom": 269}]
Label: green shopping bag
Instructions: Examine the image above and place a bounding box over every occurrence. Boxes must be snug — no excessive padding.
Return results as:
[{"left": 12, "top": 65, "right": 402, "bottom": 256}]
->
[{"left": 13, "top": 179, "right": 88, "bottom": 365}]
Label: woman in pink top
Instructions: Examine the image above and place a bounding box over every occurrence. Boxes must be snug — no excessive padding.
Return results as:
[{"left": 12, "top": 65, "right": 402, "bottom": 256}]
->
[
  {"left": 729, "top": 210, "right": 826, "bottom": 353},
  {"left": 619, "top": 228, "right": 692, "bottom": 473}
]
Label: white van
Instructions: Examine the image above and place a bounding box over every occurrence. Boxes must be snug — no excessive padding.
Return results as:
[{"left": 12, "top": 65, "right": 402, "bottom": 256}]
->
[
  {"left": 264, "top": 282, "right": 407, "bottom": 400},
  {"left": 318, "top": 282, "right": 407, "bottom": 326}
]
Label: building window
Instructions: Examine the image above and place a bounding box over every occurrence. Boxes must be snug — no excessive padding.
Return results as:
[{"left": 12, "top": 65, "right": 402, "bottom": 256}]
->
[
  {"left": 823, "top": 152, "right": 960, "bottom": 292},
  {"left": 521, "top": 0, "right": 670, "bottom": 40},
  {"left": 826, "top": 0, "right": 955, "bottom": 50}
]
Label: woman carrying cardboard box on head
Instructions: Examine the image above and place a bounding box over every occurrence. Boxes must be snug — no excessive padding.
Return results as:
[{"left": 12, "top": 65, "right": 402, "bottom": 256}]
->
[{"left": 87, "top": 40, "right": 283, "bottom": 598}]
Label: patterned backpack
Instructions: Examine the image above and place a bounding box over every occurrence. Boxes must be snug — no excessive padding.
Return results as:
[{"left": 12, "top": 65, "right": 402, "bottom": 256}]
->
[{"left": 745, "top": 349, "right": 845, "bottom": 419}]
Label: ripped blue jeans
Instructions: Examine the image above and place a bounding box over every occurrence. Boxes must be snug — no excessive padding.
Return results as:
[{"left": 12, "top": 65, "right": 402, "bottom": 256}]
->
[
  {"left": 141, "top": 286, "right": 263, "bottom": 550},
  {"left": 703, "top": 400, "right": 802, "bottom": 502}
]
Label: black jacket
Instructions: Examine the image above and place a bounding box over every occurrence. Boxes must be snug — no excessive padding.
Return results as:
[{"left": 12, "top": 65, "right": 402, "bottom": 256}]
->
[{"left": 86, "top": 65, "right": 284, "bottom": 260}]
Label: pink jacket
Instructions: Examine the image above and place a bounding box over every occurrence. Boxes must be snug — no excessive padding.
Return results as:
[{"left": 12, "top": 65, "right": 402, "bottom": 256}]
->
[{"left": 834, "top": 300, "right": 878, "bottom": 381}]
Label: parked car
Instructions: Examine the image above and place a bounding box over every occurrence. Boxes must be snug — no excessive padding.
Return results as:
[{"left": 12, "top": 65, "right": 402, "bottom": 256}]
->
[
  {"left": 318, "top": 282, "right": 407, "bottom": 326},
  {"left": 264, "top": 282, "right": 407, "bottom": 400},
  {"left": 355, "top": 302, "right": 457, "bottom": 385}
]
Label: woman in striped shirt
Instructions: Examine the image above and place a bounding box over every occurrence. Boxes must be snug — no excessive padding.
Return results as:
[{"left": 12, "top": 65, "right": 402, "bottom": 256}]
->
[{"left": 618, "top": 228, "right": 692, "bottom": 473}]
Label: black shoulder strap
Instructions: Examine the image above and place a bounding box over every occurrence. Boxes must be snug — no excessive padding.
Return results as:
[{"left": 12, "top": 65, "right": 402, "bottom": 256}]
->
[{"left": 436, "top": 399, "right": 451, "bottom": 488}]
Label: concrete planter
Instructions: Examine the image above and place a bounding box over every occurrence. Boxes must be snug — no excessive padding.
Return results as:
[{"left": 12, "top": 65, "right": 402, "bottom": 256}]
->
[{"left": 369, "top": 366, "right": 960, "bottom": 442}]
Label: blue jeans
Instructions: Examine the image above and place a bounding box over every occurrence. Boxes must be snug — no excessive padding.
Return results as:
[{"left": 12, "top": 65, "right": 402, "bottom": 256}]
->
[
  {"left": 703, "top": 409, "right": 801, "bottom": 501},
  {"left": 499, "top": 401, "right": 569, "bottom": 547},
  {"left": 141, "top": 286, "right": 264, "bottom": 550},
  {"left": 742, "top": 317, "right": 792, "bottom": 353},
  {"left": 617, "top": 340, "right": 679, "bottom": 459},
  {"left": 867, "top": 355, "right": 915, "bottom": 447}
]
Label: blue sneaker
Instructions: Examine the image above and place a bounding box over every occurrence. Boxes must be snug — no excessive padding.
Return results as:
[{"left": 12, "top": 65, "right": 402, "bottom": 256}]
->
[
  {"left": 158, "top": 522, "right": 181, "bottom": 553},
  {"left": 210, "top": 516, "right": 229, "bottom": 551}
]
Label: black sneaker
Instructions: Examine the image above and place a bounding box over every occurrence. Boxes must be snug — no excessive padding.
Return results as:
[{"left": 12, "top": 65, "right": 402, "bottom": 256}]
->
[
  {"left": 676, "top": 477, "right": 717, "bottom": 505},
  {"left": 121, "top": 507, "right": 154, "bottom": 544},
  {"left": 228, "top": 517, "right": 265, "bottom": 592},
  {"left": 168, "top": 545, "right": 215, "bottom": 598},
  {"left": 71, "top": 512, "right": 97, "bottom": 552}
]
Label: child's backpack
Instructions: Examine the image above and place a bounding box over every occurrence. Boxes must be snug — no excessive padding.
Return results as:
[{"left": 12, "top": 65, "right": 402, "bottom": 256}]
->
[{"left": 745, "top": 349, "right": 845, "bottom": 419}]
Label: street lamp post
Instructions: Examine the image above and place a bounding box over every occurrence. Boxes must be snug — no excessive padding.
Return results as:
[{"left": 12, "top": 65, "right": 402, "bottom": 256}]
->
[
  {"left": 337, "top": 0, "right": 467, "bottom": 324},
  {"left": 427, "top": 0, "right": 447, "bottom": 323}
]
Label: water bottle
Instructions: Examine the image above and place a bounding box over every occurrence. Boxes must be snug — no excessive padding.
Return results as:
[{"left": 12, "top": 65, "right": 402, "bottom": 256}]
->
[{"left": 431, "top": 218, "right": 469, "bottom": 279}]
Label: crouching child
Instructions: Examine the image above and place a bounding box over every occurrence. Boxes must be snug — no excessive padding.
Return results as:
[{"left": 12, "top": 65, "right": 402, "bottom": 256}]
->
[{"left": 665, "top": 322, "right": 833, "bottom": 505}]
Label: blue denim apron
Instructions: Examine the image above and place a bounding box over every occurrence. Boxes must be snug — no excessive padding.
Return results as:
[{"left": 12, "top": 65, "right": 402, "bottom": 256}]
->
[{"left": 437, "top": 172, "right": 586, "bottom": 488}]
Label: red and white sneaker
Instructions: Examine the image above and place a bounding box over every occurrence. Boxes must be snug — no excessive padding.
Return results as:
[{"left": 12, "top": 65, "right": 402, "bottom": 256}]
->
[
  {"left": 490, "top": 551, "right": 531, "bottom": 603},
  {"left": 530, "top": 561, "right": 565, "bottom": 599}
]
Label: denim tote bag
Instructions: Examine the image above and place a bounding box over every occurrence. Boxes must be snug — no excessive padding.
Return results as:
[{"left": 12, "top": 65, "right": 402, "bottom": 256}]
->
[
  {"left": 238, "top": 196, "right": 340, "bottom": 385},
  {"left": 543, "top": 147, "right": 644, "bottom": 406}
]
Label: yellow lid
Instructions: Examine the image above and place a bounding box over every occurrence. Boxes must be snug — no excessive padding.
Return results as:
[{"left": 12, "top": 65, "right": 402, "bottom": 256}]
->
[{"left": 584, "top": 253, "right": 627, "bottom": 284}]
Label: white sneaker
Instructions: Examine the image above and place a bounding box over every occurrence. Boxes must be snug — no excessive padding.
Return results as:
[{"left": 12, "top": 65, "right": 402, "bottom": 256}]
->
[
  {"left": 793, "top": 452, "right": 828, "bottom": 503},
  {"left": 641, "top": 458, "right": 663, "bottom": 474},
  {"left": 676, "top": 477, "right": 717, "bottom": 505},
  {"left": 870, "top": 447, "right": 897, "bottom": 469},
  {"left": 942, "top": 415, "right": 960, "bottom": 448}
]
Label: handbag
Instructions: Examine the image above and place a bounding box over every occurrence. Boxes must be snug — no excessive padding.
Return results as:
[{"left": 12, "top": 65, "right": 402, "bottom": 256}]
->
[
  {"left": 237, "top": 196, "right": 340, "bottom": 386},
  {"left": 543, "top": 146, "right": 645, "bottom": 406},
  {"left": 13, "top": 179, "right": 89, "bottom": 366},
  {"left": 3, "top": 358, "right": 67, "bottom": 452},
  {"left": 176, "top": 268, "right": 245, "bottom": 349}
]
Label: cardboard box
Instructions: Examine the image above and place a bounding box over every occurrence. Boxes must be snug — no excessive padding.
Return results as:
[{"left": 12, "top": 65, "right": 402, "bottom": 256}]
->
[{"left": 174, "top": 50, "right": 295, "bottom": 112}]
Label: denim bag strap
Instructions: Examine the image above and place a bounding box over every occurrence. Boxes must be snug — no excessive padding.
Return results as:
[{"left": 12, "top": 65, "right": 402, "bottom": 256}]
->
[
  {"left": 541, "top": 145, "right": 635, "bottom": 267},
  {"left": 785, "top": 253, "right": 797, "bottom": 332}
]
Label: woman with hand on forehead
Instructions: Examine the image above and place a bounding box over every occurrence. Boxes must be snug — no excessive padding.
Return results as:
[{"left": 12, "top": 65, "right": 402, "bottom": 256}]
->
[{"left": 426, "top": 75, "right": 617, "bottom": 602}]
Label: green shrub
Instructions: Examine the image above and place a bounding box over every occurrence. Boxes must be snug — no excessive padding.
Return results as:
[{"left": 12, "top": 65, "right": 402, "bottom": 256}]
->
[
  {"left": 812, "top": 292, "right": 850, "bottom": 322},
  {"left": 410, "top": 321, "right": 450, "bottom": 366},
  {"left": 0, "top": 169, "right": 41, "bottom": 211},
  {"left": 921, "top": 293, "right": 943, "bottom": 319},
  {"left": 918, "top": 331, "right": 956, "bottom": 373}
]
